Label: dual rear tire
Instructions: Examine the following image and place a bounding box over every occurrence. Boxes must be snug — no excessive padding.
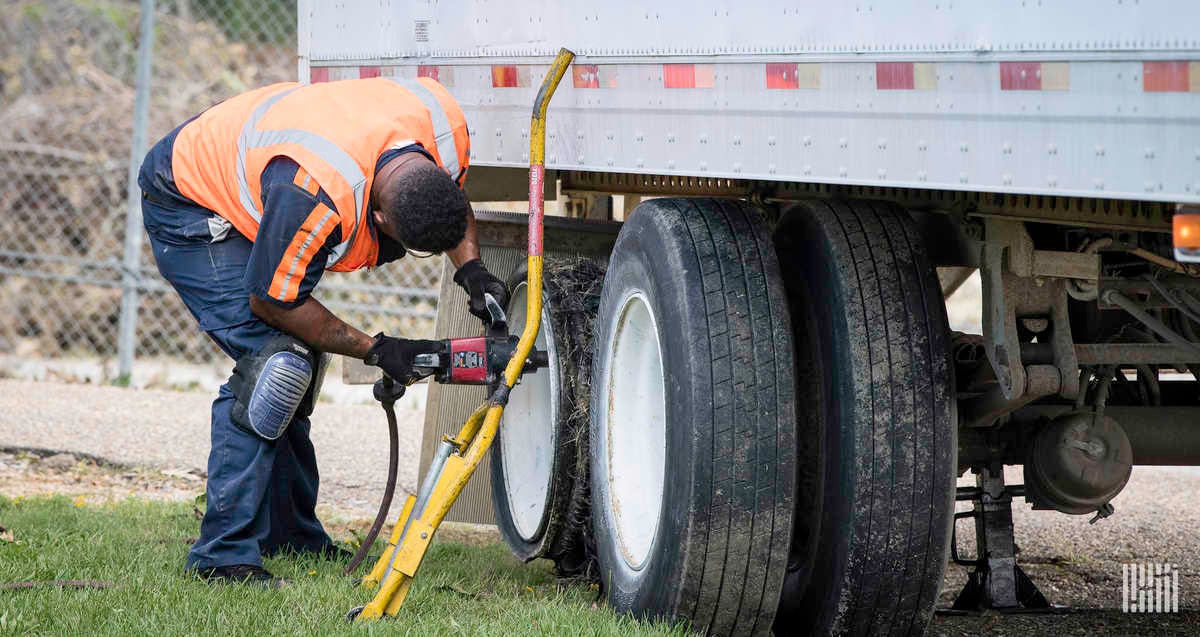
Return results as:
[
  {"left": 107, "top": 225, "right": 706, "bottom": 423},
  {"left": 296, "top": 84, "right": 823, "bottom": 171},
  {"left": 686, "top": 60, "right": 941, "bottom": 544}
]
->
[{"left": 489, "top": 197, "right": 955, "bottom": 635}]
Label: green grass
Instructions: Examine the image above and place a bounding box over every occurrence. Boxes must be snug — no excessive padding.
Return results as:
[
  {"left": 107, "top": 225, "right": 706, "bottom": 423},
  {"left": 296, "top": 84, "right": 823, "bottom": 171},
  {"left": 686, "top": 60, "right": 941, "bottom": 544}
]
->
[{"left": 0, "top": 497, "right": 688, "bottom": 636}]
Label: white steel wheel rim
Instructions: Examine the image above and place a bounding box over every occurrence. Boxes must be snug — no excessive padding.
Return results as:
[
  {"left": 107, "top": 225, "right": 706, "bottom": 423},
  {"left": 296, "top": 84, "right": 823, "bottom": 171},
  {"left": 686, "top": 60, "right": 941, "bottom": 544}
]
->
[
  {"left": 499, "top": 282, "right": 560, "bottom": 542},
  {"left": 602, "top": 290, "right": 667, "bottom": 571}
]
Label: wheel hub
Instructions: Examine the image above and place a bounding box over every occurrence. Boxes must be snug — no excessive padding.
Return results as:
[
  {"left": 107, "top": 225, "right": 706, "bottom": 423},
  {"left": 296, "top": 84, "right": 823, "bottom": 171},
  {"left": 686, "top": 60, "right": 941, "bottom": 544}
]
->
[
  {"left": 499, "top": 282, "right": 560, "bottom": 541},
  {"left": 602, "top": 291, "right": 667, "bottom": 570}
]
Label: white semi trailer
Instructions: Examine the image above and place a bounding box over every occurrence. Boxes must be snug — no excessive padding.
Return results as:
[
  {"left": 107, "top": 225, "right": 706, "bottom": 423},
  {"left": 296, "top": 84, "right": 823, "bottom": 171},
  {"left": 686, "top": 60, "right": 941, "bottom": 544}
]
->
[{"left": 303, "top": 2, "right": 1200, "bottom": 634}]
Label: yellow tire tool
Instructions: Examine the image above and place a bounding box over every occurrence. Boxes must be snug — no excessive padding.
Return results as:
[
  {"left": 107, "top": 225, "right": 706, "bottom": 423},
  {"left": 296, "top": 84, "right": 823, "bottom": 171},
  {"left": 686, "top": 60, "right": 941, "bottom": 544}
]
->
[{"left": 350, "top": 47, "right": 576, "bottom": 621}]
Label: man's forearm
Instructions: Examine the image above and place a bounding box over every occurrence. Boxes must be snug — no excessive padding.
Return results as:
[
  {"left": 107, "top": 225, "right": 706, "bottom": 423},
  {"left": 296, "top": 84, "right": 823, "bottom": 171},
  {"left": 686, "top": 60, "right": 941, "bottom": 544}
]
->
[
  {"left": 444, "top": 208, "right": 481, "bottom": 268},
  {"left": 249, "top": 295, "right": 375, "bottom": 358}
]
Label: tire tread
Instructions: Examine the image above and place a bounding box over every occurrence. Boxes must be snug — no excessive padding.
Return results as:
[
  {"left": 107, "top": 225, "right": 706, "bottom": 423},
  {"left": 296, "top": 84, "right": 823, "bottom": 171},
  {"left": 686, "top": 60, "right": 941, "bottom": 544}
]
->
[
  {"left": 773, "top": 200, "right": 954, "bottom": 636},
  {"left": 596, "top": 198, "right": 794, "bottom": 636}
]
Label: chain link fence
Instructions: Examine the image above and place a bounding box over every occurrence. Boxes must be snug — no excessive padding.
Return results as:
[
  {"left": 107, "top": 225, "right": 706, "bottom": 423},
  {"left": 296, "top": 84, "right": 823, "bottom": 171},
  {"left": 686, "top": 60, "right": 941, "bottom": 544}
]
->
[{"left": 0, "top": 0, "right": 442, "bottom": 378}]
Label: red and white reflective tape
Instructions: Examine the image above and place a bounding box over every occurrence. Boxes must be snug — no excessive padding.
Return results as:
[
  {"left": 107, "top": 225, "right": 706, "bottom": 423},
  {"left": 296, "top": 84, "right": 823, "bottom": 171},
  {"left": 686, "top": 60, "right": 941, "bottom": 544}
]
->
[
  {"left": 875, "top": 62, "right": 938, "bottom": 90},
  {"left": 1144, "top": 61, "right": 1200, "bottom": 92},
  {"left": 765, "top": 63, "right": 820, "bottom": 89},
  {"left": 663, "top": 64, "right": 714, "bottom": 89},
  {"left": 306, "top": 59, "right": 1200, "bottom": 97},
  {"left": 492, "top": 65, "right": 533, "bottom": 88},
  {"left": 573, "top": 64, "right": 618, "bottom": 88},
  {"left": 417, "top": 65, "right": 454, "bottom": 86},
  {"left": 999, "top": 62, "right": 1070, "bottom": 91}
]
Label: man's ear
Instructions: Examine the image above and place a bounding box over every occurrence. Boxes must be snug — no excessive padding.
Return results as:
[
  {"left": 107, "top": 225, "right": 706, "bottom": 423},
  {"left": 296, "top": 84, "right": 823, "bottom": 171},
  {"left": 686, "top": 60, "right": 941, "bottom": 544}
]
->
[{"left": 371, "top": 209, "right": 387, "bottom": 228}]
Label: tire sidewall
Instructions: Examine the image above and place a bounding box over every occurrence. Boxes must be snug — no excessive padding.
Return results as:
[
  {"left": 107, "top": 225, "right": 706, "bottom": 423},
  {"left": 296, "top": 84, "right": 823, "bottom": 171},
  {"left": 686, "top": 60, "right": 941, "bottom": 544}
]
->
[
  {"left": 781, "top": 209, "right": 860, "bottom": 628},
  {"left": 591, "top": 209, "right": 699, "bottom": 614}
]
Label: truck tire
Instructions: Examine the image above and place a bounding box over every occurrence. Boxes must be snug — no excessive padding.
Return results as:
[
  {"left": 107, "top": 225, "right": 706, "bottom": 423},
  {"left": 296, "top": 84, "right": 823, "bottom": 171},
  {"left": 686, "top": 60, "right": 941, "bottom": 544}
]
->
[
  {"left": 491, "top": 259, "right": 605, "bottom": 575},
  {"left": 772, "top": 200, "right": 955, "bottom": 636},
  {"left": 590, "top": 198, "right": 795, "bottom": 635}
]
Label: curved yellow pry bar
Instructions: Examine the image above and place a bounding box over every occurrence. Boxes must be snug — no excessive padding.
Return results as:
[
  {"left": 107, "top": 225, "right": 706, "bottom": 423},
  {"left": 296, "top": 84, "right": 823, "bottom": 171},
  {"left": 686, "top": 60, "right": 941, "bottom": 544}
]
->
[{"left": 353, "top": 47, "right": 575, "bottom": 622}]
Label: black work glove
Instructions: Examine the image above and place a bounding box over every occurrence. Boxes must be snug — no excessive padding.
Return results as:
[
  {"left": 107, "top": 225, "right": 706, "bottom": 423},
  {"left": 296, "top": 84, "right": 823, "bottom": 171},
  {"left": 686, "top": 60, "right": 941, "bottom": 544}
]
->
[
  {"left": 364, "top": 333, "right": 443, "bottom": 385},
  {"left": 453, "top": 259, "right": 510, "bottom": 326}
]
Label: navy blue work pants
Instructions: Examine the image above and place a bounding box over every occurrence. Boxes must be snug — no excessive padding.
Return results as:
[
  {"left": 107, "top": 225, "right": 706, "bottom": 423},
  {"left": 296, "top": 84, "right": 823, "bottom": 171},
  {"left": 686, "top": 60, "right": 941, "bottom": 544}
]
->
[{"left": 141, "top": 194, "right": 333, "bottom": 570}]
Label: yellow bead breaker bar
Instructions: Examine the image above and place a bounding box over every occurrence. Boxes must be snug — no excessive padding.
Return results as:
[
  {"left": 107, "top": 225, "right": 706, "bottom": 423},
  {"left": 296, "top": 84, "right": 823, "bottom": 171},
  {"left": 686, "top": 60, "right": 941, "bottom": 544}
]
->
[{"left": 349, "top": 47, "right": 576, "bottom": 621}]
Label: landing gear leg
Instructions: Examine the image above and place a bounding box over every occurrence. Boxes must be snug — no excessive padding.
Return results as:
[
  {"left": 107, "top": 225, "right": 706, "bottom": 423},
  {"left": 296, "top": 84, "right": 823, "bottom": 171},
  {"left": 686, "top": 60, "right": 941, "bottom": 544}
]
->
[{"left": 949, "top": 464, "right": 1051, "bottom": 612}]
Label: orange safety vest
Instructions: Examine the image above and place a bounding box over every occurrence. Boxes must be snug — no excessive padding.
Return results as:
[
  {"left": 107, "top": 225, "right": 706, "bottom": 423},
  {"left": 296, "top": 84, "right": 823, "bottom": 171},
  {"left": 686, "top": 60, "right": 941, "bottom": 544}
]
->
[{"left": 171, "top": 77, "right": 471, "bottom": 272}]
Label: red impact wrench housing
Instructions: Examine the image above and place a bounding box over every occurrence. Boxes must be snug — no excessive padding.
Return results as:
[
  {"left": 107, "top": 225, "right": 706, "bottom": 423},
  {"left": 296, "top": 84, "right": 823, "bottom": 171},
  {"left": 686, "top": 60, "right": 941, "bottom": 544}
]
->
[{"left": 412, "top": 293, "right": 549, "bottom": 386}]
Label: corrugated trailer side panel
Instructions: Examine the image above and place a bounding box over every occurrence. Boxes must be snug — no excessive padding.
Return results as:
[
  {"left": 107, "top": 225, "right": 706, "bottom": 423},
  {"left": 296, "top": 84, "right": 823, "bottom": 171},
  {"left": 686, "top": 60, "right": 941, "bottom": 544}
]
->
[{"left": 299, "top": 0, "right": 1200, "bottom": 204}]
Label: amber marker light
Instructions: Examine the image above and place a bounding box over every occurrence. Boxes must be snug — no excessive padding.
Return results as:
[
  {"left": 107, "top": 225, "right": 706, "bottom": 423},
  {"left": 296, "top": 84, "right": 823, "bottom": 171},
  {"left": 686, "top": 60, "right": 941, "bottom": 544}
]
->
[{"left": 1173, "top": 206, "right": 1200, "bottom": 263}]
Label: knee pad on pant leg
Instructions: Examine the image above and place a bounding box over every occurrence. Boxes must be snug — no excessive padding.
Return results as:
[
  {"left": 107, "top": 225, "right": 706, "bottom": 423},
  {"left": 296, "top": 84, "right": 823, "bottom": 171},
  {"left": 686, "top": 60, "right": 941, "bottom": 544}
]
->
[{"left": 229, "top": 335, "right": 315, "bottom": 441}]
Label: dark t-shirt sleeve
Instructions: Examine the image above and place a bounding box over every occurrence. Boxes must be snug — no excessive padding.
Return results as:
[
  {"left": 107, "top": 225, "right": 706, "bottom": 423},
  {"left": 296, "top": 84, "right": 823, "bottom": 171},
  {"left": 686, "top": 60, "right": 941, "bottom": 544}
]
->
[{"left": 244, "top": 157, "right": 342, "bottom": 308}]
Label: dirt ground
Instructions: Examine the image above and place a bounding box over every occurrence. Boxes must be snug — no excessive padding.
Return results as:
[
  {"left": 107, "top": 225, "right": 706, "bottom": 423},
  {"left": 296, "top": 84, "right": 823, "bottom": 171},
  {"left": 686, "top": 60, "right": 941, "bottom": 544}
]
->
[
  {"left": 931, "top": 465, "right": 1200, "bottom": 635},
  {"left": 0, "top": 379, "right": 424, "bottom": 522},
  {"left": 0, "top": 448, "right": 499, "bottom": 548},
  {"left": 2, "top": 378, "right": 1199, "bottom": 635}
]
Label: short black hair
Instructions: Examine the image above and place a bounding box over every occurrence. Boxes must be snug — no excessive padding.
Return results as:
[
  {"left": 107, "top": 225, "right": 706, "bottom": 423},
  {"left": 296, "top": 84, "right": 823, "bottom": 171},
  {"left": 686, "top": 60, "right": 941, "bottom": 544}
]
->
[{"left": 384, "top": 162, "right": 469, "bottom": 253}]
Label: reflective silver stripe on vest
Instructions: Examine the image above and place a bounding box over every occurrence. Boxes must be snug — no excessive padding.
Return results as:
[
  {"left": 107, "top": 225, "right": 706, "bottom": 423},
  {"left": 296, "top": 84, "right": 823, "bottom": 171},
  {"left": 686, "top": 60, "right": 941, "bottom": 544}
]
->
[
  {"left": 237, "top": 87, "right": 367, "bottom": 266},
  {"left": 236, "top": 89, "right": 297, "bottom": 222},
  {"left": 390, "top": 78, "right": 462, "bottom": 181}
]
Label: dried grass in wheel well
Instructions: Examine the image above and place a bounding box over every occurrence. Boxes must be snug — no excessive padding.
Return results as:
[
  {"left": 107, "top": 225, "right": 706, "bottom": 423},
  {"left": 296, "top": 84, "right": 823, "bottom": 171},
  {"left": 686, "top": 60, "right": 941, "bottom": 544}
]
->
[{"left": 542, "top": 256, "right": 606, "bottom": 580}]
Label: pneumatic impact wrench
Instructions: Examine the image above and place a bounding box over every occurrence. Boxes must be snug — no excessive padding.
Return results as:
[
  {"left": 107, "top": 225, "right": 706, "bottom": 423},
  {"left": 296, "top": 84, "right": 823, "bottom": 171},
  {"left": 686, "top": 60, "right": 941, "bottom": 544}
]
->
[{"left": 369, "top": 293, "right": 550, "bottom": 403}]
